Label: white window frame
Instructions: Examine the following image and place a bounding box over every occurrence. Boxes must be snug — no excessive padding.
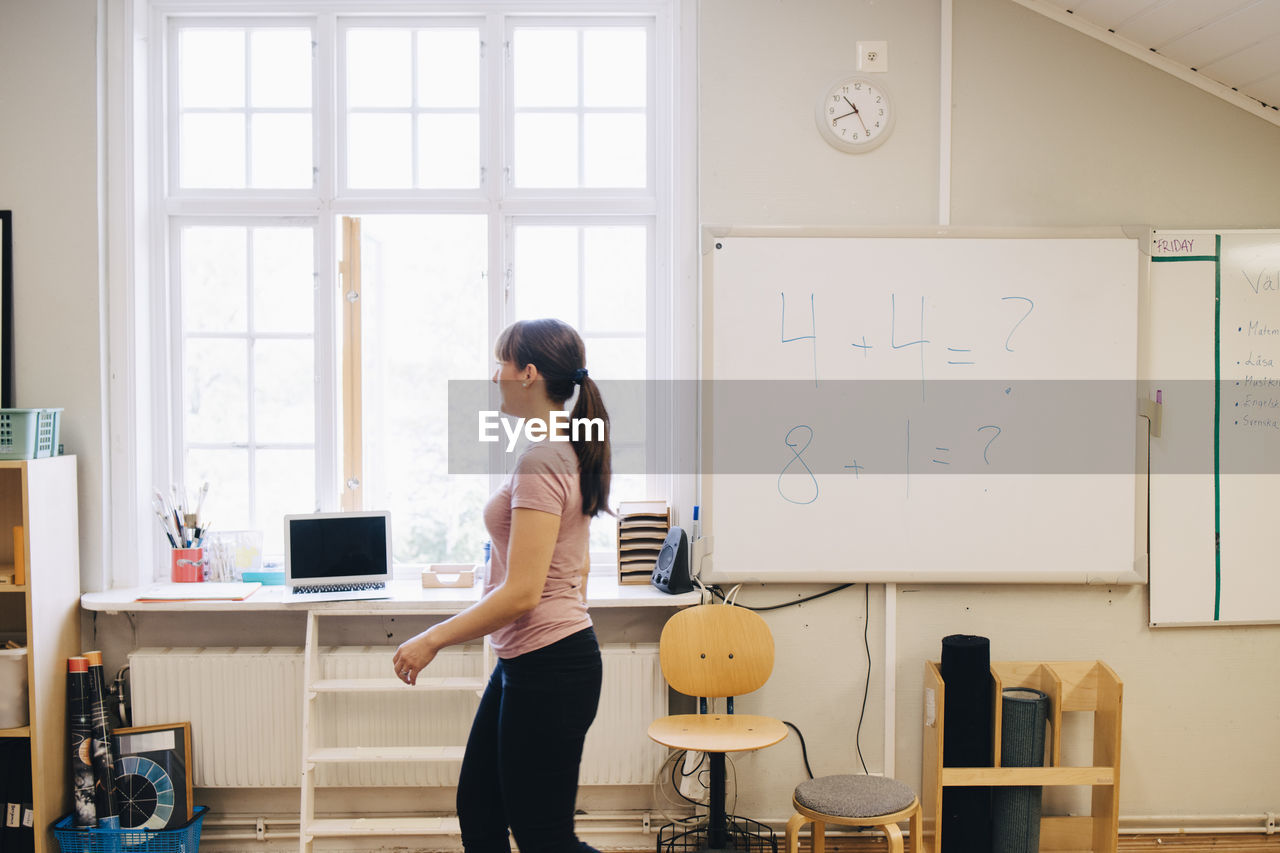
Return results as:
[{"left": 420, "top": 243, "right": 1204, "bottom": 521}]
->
[{"left": 103, "top": 0, "right": 698, "bottom": 589}]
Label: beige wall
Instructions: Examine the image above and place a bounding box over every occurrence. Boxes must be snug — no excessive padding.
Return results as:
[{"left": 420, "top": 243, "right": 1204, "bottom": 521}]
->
[
  {"left": 701, "top": 0, "right": 1280, "bottom": 821},
  {"left": 7, "top": 0, "right": 1280, "bottom": 828},
  {"left": 0, "top": 0, "right": 105, "bottom": 590}
]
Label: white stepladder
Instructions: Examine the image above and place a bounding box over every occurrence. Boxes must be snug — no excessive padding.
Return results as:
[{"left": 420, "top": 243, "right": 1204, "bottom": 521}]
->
[{"left": 298, "top": 608, "right": 496, "bottom": 853}]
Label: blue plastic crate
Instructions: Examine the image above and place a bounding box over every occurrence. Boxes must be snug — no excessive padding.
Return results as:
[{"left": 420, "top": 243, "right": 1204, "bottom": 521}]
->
[{"left": 53, "top": 806, "right": 207, "bottom": 853}]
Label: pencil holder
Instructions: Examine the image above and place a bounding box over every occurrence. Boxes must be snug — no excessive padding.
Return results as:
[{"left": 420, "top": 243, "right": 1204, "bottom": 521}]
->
[{"left": 170, "top": 548, "right": 206, "bottom": 583}]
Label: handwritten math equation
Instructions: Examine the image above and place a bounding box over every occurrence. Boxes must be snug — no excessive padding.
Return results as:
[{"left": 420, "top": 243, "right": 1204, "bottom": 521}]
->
[
  {"left": 780, "top": 290, "right": 1036, "bottom": 387},
  {"left": 776, "top": 420, "right": 1006, "bottom": 505},
  {"left": 773, "top": 290, "right": 1028, "bottom": 503}
]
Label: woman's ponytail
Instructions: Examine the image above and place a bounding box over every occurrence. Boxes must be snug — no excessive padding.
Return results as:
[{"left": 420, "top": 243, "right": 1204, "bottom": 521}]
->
[{"left": 570, "top": 375, "right": 611, "bottom": 517}]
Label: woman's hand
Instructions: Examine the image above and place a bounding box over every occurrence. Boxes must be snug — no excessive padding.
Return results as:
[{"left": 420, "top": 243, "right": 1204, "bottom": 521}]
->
[{"left": 392, "top": 631, "right": 440, "bottom": 686}]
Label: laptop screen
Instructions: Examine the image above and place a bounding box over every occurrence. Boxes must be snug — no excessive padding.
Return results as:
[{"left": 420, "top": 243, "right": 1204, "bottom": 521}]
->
[{"left": 284, "top": 511, "right": 391, "bottom": 584}]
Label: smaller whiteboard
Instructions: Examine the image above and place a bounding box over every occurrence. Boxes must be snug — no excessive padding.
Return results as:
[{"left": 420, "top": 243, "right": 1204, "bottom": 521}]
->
[
  {"left": 1148, "top": 230, "right": 1280, "bottom": 625},
  {"left": 700, "top": 228, "right": 1146, "bottom": 584}
]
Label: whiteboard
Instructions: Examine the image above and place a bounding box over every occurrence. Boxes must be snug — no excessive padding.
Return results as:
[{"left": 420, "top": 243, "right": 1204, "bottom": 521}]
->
[
  {"left": 699, "top": 228, "right": 1146, "bottom": 584},
  {"left": 1147, "top": 230, "right": 1280, "bottom": 625}
]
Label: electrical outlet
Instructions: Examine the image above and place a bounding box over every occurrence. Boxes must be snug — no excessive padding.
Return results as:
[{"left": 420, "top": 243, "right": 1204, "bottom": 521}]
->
[{"left": 857, "top": 40, "right": 888, "bottom": 73}]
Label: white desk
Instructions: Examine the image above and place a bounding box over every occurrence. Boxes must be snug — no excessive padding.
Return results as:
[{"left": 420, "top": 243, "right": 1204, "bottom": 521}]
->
[{"left": 81, "top": 575, "right": 701, "bottom": 614}]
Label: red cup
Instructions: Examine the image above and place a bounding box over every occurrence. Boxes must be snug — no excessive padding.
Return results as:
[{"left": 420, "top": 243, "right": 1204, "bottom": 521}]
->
[{"left": 171, "top": 547, "right": 205, "bottom": 582}]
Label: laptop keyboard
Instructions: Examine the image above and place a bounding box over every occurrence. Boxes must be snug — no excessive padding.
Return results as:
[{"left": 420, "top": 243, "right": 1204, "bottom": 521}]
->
[{"left": 294, "top": 582, "right": 386, "bottom": 595}]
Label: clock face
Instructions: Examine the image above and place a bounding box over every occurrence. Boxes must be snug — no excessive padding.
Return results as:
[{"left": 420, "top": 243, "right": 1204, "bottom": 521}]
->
[{"left": 816, "top": 77, "right": 894, "bottom": 153}]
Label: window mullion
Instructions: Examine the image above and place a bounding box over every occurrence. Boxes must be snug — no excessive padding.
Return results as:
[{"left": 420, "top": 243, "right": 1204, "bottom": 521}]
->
[
  {"left": 244, "top": 227, "right": 258, "bottom": 521},
  {"left": 243, "top": 29, "right": 253, "bottom": 188}
]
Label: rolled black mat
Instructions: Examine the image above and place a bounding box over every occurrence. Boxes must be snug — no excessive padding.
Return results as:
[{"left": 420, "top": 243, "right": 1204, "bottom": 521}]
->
[
  {"left": 993, "top": 688, "right": 1049, "bottom": 853},
  {"left": 940, "top": 634, "right": 993, "bottom": 853}
]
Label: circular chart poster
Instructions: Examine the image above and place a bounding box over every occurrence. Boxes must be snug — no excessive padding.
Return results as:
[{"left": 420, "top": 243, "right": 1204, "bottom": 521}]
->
[{"left": 110, "top": 723, "right": 193, "bottom": 830}]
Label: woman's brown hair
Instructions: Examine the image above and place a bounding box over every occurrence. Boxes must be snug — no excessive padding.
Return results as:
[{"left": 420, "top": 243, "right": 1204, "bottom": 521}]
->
[{"left": 495, "top": 319, "right": 612, "bottom": 517}]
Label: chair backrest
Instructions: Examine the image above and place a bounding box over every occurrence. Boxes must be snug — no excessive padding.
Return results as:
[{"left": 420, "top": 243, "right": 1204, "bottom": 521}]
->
[{"left": 658, "top": 604, "right": 775, "bottom": 699}]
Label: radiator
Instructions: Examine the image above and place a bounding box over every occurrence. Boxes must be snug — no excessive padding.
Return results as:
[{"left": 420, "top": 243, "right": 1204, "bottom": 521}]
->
[{"left": 129, "top": 644, "right": 667, "bottom": 788}]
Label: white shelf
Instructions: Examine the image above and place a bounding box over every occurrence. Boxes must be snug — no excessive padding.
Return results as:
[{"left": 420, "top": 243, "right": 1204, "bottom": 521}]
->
[
  {"left": 306, "top": 817, "right": 461, "bottom": 837},
  {"left": 308, "top": 746, "right": 466, "bottom": 764},
  {"left": 310, "top": 676, "right": 484, "bottom": 693},
  {"left": 82, "top": 574, "right": 701, "bottom": 613}
]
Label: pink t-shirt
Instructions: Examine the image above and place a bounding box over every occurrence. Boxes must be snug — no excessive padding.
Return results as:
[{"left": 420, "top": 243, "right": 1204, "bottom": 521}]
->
[{"left": 483, "top": 440, "right": 592, "bottom": 658}]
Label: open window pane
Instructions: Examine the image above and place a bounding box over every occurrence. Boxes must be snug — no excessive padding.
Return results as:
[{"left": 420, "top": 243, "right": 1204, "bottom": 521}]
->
[{"left": 356, "top": 214, "right": 489, "bottom": 565}]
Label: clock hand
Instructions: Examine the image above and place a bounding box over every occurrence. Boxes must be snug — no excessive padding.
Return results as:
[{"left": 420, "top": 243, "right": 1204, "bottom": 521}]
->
[
  {"left": 832, "top": 109, "right": 858, "bottom": 122},
  {"left": 843, "top": 96, "right": 870, "bottom": 135}
]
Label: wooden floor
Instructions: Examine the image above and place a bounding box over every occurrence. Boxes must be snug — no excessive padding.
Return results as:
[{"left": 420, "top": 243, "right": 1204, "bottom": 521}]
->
[{"left": 752, "top": 836, "right": 1280, "bottom": 852}]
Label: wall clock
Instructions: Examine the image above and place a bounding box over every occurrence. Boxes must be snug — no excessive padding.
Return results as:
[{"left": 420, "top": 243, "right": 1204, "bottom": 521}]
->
[{"left": 815, "top": 76, "right": 895, "bottom": 153}]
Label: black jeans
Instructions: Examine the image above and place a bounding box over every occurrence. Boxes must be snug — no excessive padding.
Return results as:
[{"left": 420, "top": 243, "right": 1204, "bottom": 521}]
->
[{"left": 457, "top": 626, "right": 603, "bottom": 853}]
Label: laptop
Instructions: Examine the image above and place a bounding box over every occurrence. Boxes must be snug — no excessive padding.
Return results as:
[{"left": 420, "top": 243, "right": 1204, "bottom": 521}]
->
[{"left": 282, "top": 511, "right": 393, "bottom": 602}]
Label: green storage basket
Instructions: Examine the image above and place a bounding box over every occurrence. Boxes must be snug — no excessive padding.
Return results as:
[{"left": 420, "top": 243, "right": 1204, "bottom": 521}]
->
[{"left": 0, "top": 408, "right": 62, "bottom": 459}]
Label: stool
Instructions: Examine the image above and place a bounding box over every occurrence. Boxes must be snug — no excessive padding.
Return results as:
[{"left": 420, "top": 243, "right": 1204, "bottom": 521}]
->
[{"left": 785, "top": 775, "right": 922, "bottom": 853}]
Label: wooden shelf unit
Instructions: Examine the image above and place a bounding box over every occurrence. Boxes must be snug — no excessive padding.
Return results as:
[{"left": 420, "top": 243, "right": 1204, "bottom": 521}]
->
[
  {"left": 0, "top": 457, "right": 81, "bottom": 853},
  {"left": 921, "top": 659, "right": 1123, "bottom": 853},
  {"left": 298, "top": 609, "right": 493, "bottom": 853}
]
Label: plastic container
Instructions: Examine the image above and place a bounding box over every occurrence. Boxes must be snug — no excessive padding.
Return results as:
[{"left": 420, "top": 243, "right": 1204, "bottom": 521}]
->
[
  {"left": 53, "top": 805, "right": 207, "bottom": 853},
  {"left": 0, "top": 408, "right": 63, "bottom": 460},
  {"left": 0, "top": 644, "right": 28, "bottom": 728}
]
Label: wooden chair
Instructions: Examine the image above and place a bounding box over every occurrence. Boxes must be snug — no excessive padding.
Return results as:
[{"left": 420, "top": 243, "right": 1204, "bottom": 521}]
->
[
  {"left": 785, "top": 774, "right": 922, "bottom": 853},
  {"left": 647, "top": 604, "right": 789, "bottom": 850}
]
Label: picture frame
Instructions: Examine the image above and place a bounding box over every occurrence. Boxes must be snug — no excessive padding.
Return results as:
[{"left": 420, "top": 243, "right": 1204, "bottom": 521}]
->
[
  {"left": 0, "top": 210, "right": 12, "bottom": 407},
  {"left": 110, "top": 722, "right": 194, "bottom": 830}
]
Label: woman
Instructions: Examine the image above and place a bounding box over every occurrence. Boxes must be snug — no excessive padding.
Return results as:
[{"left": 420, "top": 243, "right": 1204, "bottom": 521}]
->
[{"left": 392, "top": 318, "right": 611, "bottom": 853}]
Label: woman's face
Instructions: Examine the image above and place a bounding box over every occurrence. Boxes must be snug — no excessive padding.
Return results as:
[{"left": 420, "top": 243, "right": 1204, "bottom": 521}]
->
[{"left": 492, "top": 359, "right": 529, "bottom": 416}]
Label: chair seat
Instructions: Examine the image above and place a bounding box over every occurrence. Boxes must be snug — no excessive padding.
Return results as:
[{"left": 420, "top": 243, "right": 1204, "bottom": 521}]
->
[
  {"left": 793, "top": 774, "right": 917, "bottom": 819},
  {"left": 648, "top": 714, "right": 789, "bottom": 753}
]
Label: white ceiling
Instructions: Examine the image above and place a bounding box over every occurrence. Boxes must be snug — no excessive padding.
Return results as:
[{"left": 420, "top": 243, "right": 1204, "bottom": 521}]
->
[{"left": 1012, "top": 0, "right": 1280, "bottom": 127}]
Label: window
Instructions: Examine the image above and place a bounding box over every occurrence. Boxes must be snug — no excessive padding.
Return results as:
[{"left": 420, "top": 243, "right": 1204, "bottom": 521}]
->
[{"left": 118, "top": 2, "right": 692, "bottom": 583}]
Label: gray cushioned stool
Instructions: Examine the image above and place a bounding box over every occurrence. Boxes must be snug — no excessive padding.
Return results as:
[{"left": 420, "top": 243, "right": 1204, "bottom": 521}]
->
[{"left": 785, "top": 774, "right": 922, "bottom": 853}]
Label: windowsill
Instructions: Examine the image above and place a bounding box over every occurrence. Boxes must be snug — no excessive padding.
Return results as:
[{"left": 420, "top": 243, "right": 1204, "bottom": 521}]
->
[{"left": 80, "top": 574, "right": 700, "bottom": 614}]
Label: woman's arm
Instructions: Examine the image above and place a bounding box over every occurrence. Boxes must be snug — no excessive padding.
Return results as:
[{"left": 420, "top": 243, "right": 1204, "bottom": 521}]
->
[{"left": 392, "top": 507, "right": 560, "bottom": 684}]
